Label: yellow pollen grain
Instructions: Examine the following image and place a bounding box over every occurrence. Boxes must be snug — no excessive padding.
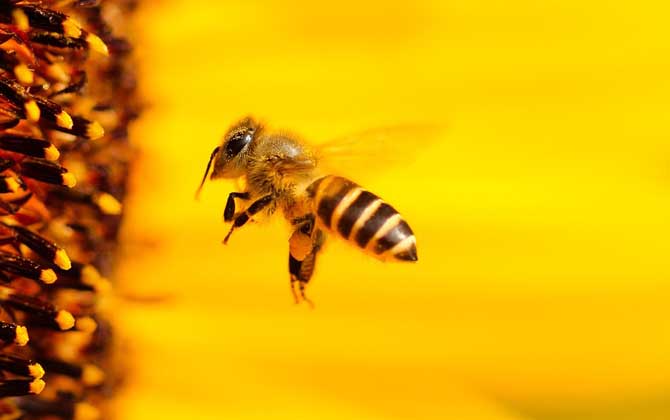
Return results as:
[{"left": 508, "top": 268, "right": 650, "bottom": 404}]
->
[
  {"left": 62, "top": 18, "right": 82, "bottom": 38},
  {"left": 93, "top": 277, "right": 111, "bottom": 294},
  {"left": 94, "top": 192, "right": 122, "bottom": 215},
  {"left": 82, "top": 265, "right": 112, "bottom": 293},
  {"left": 29, "top": 378, "right": 45, "bottom": 395},
  {"left": 81, "top": 265, "right": 101, "bottom": 285},
  {"left": 46, "top": 63, "right": 70, "bottom": 83},
  {"left": 61, "top": 172, "right": 77, "bottom": 188},
  {"left": 44, "top": 144, "right": 60, "bottom": 161},
  {"left": 56, "top": 110, "right": 74, "bottom": 129},
  {"left": 74, "top": 402, "right": 101, "bottom": 420},
  {"left": 55, "top": 310, "right": 75, "bottom": 330},
  {"left": 86, "top": 33, "right": 109, "bottom": 56},
  {"left": 75, "top": 316, "right": 97, "bottom": 333},
  {"left": 82, "top": 364, "right": 105, "bottom": 386},
  {"left": 86, "top": 121, "right": 105, "bottom": 140},
  {"left": 14, "top": 64, "right": 33, "bottom": 84},
  {"left": 24, "top": 100, "right": 40, "bottom": 122},
  {"left": 54, "top": 249, "right": 71, "bottom": 270},
  {"left": 0, "top": 287, "right": 13, "bottom": 300},
  {"left": 11, "top": 9, "right": 29, "bottom": 31},
  {"left": 28, "top": 363, "right": 45, "bottom": 379},
  {"left": 14, "top": 325, "right": 28, "bottom": 346},
  {"left": 5, "top": 177, "right": 20, "bottom": 193},
  {"left": 39, "top": 268, "right": 57, "bottom": 284}
]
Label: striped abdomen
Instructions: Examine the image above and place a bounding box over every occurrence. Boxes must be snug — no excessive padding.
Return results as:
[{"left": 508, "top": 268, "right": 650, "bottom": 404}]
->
[{"left": 310, "top": 175, "right": 417, "bottom": 262}]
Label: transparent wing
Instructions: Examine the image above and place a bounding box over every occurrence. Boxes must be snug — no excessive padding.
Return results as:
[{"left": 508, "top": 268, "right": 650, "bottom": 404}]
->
[{"left": 312, "top": 123, "right": 445, "bottom": 182}]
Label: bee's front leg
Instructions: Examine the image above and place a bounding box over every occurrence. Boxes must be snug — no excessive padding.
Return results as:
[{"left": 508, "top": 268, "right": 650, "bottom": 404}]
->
[
  {"left": 223, "top": 191, "right": 250, "bottom": 222},
  {"left": 223, "top": 194, "right": 274, "bottom": 244}
]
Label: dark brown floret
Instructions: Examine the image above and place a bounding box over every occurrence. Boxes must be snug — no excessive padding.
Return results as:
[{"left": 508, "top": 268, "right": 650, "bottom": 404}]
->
[
  {"left": 0, "top": 135, "right": 58, "bottom": 159},
  {"left": 0, "top": 321, "right": 27, "bottom": 345},
  {"left": 0, "top": 378, "right": 44, "bottom": 397},
  {"left": 20, "top": 157, "right": 75, "bottom": 187},
  {"left": 0, "top": 222, "right": 70, "bottom": 268},
  {"left": 0, "top": 251, "right": 56, "bottom": 283},
  {"left": 29, "top": 32, "right": 87, "bottom": 51},
  {"left": 0, "top": 354, "right": 43, "bottom": 378}
]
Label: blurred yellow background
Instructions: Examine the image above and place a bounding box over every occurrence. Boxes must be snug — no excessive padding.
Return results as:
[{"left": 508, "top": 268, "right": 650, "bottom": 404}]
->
[{"left": 114, "top": 1, "right": 670, "bottom": 419}]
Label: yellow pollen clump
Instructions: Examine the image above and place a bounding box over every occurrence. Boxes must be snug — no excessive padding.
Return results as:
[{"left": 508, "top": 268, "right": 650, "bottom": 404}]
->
[
  {"left": 55, "top": 310, "right": 75, "bottom": 330},
  {"left": 86, "top": 33, "right": 109, "bottom": 56},
  {"left": 4, "top": 177, "right": 20, "bottom": 193},
  {"left": 56, "top": 110, "right": 74, "bottom": 129},
  {"left": 11, "top": 9, "right": 28, "bottom": 31},
  {"left": 94, "top": 193, "right": 122, "bottom": 215},
  {"left": 39, "top": 268, "right": 57, "bottom": 284},
  {"left": 75, "top": 402, "right": 101, "bottom": 420},
  {"left": 62, "top": 18, "right": 83, "bottom": 38},
  {"left": 82, "top": 265, "right": 112, "bottom": 293},
  {"left": 14, "top": 64, "right": 33, "bottom": 84},
  {"left": 45, "top": 144, "right": 61, "bottom": 161},
  {"left": 82, "top": 364, "right": 106, "bottom": 386},
  {"left": 28, "top": 363, "right": 45, "bottom": 379},
  {"left": 46, "top": 63, "right": 70, "bottom": 82},
  {"left": 87, "top": 121, "right": 105, "bottom": 140},
  {"left": 29, "top": 379, "right": 45, "bottom": 395},
  {"left": 75, "top": 316, "right": 98, "bottom": 334},
  {"left": 54, "top": 249, "right": 72, "bottom": 270},
  {"left": 62, "top": 172, "right": 77, "bottom": 188},
  {"left": 14, "top": 325, "right": 29, "bottom": 346},
  {"left": 24, "top": 100, "right": 40, "bottom": 122}
]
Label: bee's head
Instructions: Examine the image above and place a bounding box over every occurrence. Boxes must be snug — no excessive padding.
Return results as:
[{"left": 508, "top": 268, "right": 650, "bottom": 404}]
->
[{"left": 195, "top": 117, "right": 261, "bottom": 198}]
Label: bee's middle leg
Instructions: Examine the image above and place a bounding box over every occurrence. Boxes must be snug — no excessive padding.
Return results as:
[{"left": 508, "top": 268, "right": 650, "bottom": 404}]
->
[{"left": 223, "top": 194, "right": 274, "bottom": 244}]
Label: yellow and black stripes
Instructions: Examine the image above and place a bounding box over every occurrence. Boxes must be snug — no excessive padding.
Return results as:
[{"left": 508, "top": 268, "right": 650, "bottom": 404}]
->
[{"left": 311, "top": 175, "right": 417, "bottom": 262}]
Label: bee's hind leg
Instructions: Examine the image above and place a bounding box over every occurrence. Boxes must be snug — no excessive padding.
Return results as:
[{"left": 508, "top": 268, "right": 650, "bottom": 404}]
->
[
  {"left": 289, "top": 255, "right": 316, "bottom": 308},
  {"left": 288, "top": 221, "right": 325, "bottom": 307},
  {"left": 298, "top": 280, "right": 314, "bottom": 308},
  {"left": 289, "top": 276, "right": 300, "bottom": 304},
  {"left": 288, "top": 253, "right": 314, "bottom": 308},
  {"left": 223, "top": 194, "right": 273, "bottom": 244}
]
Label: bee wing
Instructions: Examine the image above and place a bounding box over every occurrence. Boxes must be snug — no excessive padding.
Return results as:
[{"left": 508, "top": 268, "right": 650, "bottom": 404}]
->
[{"left": 313, "top": 123, "right": 444, "bottom": 181}]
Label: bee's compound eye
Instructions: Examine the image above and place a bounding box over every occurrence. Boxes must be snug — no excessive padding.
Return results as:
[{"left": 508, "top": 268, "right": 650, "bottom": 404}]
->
[{"left": 225, "top": 132, "right": 252, "bottom": 157}]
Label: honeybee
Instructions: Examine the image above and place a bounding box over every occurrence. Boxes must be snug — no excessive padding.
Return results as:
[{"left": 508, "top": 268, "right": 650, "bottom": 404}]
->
[{"left": 196, "top": 117, "right": 418, "bottom": 304}]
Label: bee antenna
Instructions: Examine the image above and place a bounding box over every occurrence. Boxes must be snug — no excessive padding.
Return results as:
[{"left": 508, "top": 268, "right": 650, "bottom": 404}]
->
[{"left": 195, "top": 146, "right": 220, "bottom": 200}]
